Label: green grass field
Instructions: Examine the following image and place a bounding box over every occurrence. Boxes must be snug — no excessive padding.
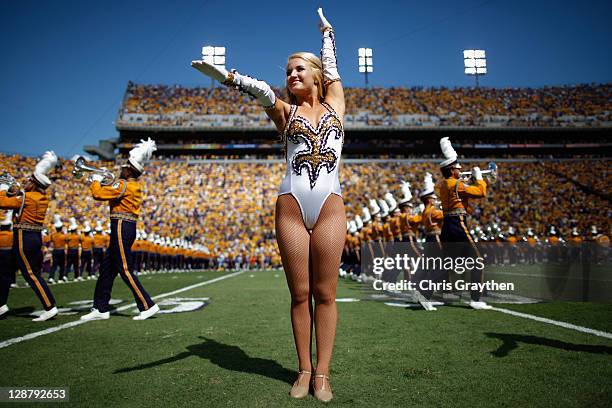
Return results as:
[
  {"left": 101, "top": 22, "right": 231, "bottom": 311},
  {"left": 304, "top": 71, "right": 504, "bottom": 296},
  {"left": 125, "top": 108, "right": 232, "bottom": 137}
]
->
[{"left": 1, "top": 269, "right": 611, "bottom": 407}]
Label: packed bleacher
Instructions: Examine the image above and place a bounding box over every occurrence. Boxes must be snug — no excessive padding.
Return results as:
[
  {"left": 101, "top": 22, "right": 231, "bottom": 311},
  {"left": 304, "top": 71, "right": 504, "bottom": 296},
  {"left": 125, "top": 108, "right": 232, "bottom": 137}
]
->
[
  {"left": 117, "top": 82, "right": 612, "bottom": 129},
  {"left": 1, "top": 154, "right": 609, "bottom": 265}
]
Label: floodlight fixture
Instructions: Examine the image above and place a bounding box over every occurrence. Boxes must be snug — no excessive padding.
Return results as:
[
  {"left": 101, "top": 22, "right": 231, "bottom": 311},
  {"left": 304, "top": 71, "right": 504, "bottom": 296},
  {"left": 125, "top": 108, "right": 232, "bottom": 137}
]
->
[
  {"left": 463, "top": 49, "right": 487, "bottom": 87},
  {"left": 202, "top": 45, "right": 227, "bottom": 88},
  {"left": 358, "top": 47, "right": 373, "bottom": 87}
]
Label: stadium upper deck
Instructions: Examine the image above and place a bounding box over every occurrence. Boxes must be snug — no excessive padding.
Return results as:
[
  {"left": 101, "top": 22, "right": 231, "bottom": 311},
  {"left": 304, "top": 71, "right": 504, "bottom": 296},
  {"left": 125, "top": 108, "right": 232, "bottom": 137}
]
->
[{"left": 86, "top": 83, "right": 612, "bottom": 159}]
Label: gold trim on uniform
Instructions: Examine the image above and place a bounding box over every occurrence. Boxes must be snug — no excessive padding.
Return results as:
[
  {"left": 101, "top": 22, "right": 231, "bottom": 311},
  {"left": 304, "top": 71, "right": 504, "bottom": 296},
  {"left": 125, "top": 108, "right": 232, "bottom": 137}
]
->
[
  {"left": 13, "top": 223, "right": 44, "bottom": 232},
  {"left": 444, "top": 208, "right": 467, "bottom": 217},
  {"left": 110, "top": 212, "right": 138, "bottom": 223}
]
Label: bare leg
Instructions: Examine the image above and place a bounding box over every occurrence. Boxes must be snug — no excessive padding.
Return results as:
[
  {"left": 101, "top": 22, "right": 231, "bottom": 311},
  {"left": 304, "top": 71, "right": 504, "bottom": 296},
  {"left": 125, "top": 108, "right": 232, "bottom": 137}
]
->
[
  {"left": 275, "top": 194, "right": 314, "bottom": 385},
  {"left": 310, "top": 194, "right": 346, "bottom": 381}
]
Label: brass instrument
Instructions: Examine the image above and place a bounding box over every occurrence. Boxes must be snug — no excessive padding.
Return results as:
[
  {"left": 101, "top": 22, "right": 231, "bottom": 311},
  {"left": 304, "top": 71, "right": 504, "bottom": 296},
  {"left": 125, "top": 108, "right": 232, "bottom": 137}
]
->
[
  {"left": 0, "top": 171, "right": 22, "bottom": 193},
  {"left": 72, "top": 156, "right": 115, "bottom": 186},
  {"left": 460, "top": 162, "right": 497, "bottom": 183}
]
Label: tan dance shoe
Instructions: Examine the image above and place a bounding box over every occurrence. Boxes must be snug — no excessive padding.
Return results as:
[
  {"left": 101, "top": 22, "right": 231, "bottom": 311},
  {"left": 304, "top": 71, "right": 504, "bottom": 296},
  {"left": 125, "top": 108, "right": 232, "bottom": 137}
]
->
[
  {"left": 289, "top": 370, "right": 311, "bottom": 399},
  {"left": 312, "top": 373, "right": 333, "bottom": 403}
]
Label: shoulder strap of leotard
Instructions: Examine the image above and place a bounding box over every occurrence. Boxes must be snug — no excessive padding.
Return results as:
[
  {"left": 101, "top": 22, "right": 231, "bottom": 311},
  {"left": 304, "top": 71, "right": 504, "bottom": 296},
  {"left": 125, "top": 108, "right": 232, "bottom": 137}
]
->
[
  {"left": 321, "top": 101, "right": 340, "bottom": 122},
  {"left": 281, "top": 105, "right": 298, "bottom": 140}
]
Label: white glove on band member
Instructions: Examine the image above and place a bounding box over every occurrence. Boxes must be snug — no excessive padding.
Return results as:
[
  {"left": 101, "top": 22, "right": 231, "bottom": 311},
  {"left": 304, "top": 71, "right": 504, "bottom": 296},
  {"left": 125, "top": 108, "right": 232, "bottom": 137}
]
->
[
  {"left": 318, "top": 8, "right": 340, "bottom": 83},
  {"left": 223, "top": 71, "right": 276, "bottom": 109},
  {"left": 472, "top": 166, "right": 483, "bottom": 181},
  {"left": 90, "top": 173, "right": 105, "bottom": 183}
]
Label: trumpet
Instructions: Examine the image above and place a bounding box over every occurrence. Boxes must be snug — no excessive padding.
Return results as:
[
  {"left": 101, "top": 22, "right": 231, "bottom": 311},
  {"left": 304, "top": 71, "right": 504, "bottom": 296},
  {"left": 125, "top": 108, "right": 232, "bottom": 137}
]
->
[
  {"left": 72, "top": 156, "right": 115, "bottom": 186},
  {"left": 0, "top": 171, "right": 22, "bottom": 193},
  {"left": 460, "top": 162, "right": 498, "bottom": 183}
]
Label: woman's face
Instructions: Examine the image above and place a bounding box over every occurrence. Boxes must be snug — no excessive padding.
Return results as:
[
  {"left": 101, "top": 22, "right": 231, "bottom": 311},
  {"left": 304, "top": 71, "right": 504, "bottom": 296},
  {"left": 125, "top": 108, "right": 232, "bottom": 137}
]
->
[{"left": 286, "top": 58, "right": 316, "bottom": 97}]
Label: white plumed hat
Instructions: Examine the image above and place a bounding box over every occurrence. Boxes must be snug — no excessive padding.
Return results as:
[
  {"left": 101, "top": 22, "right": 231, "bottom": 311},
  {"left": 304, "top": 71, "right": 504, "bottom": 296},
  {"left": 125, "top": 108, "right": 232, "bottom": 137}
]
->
[
  {"left": 362, "top": 206, "right": 371, "bottom": 224},
  {"left": 384, "top": 192, "right": 398, "bottom": 213},
  {"left": 349, "top": 221, "right": 357, "bottom": 234},
  {"left": 439, "top": 137, "right": 460, "bottom": 169},
  {"left": 378, "top": 199, "right": 389, "bottom": 218},
  {"left": 83, "top": 221, "right": 92, "bottom": 233},
  {"left": 369, "top": 199, "right": 381, "bottom": 216},
  {"left": 95, "top": 220, "right": 104, "bottom": 232},
  {"left": 127, "top": 138, "right": 157, "bottom": 173},
  {"left": 33, "top": 151, "right": 58, "bottom": 188},
  {"left": 419, "top": 172, "right": 436, "bottom": 199},
  {"left": 53, "top": 214, "right": 63, "bottom": 228},
  {"left": 355, "top": 215, "right": 364, "bottom": 230},
  {"left": 68, "top": 217, "right": 78, "bottom": 231},
  {"left": 398, "top": 181, "right": 413, "bottom": 207}
]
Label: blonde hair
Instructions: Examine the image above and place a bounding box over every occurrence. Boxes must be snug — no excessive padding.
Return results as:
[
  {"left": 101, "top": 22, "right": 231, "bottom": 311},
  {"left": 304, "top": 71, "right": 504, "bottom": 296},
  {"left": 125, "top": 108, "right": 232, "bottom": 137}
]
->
[{"left": 286, "top": 52, "right": 325, "bottom": 104}]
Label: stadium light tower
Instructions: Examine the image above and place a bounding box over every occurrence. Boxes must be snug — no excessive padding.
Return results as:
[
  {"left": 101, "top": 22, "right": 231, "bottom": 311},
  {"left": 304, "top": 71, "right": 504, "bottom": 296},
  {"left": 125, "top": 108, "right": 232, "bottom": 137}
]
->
[
  {"left": 463, "top": 49, "right": 487, "bottom": 88},
  {"left": 358, "top": 48, "right": 373, "bottom": 88},
  {"left": 202, "top": 45, "right": 226, "bottom": 88}
]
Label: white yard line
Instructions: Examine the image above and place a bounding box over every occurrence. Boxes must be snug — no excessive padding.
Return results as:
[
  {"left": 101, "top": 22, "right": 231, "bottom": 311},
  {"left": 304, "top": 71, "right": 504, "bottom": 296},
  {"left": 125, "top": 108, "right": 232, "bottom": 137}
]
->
[
  {"left": 0, "top": 271, "right": 244, "bottom": 350},
  {"left": 492, "top": 306, "right": 612, "bottom": 340}
]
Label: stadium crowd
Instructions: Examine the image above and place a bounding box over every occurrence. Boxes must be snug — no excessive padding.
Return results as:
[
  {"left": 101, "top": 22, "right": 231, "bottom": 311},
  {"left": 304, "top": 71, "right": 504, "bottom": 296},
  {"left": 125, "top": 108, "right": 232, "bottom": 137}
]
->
[
  {"left": 117, "top": 82, "right": 612, "bottom": 128},
  {"left": 0, "top": 153, "right": 609, "bottom": 275}
]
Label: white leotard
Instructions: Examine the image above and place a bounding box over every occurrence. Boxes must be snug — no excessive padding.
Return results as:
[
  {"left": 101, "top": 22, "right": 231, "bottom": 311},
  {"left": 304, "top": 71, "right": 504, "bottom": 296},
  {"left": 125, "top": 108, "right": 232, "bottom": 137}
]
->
[{"left": 279, "top": 102, "right": 343, "bottom": 230}]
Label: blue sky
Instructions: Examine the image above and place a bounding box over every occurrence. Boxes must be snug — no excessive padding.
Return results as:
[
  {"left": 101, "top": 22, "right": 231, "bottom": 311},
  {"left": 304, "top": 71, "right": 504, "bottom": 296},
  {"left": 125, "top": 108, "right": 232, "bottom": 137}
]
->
[{"left": 1, "top": 0, "right": 610, "bottom": 157}]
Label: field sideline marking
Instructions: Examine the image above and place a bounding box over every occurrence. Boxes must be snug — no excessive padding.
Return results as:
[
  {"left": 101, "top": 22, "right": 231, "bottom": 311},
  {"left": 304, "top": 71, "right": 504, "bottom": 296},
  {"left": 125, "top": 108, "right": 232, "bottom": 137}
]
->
[
  {"left": 492, "top": 307, "right": 612, "bottom": 340},
  {"left": 0, "top": 271, "right": 244, "bottom": 350}
]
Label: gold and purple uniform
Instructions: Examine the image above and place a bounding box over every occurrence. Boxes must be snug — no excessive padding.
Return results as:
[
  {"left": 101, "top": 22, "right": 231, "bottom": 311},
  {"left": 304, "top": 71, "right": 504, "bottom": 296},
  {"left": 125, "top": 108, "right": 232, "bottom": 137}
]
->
[
  {"left": 0, "top": 190, "right": 56, "bottom": 311},
  {"left": 49, "top": 230, "right": 67, "bottom": 280},
  {"left": 80, "top": 234, "right": 94, "bottom": 277},
  {"left": 89, "top": 179, "right": 154, "bottom": 312},
  {"left": 0, "top": 226, "right": 16, "bottom": 307},
  {"left": 66, "top": 231, "right": 81, "bottom": 279}
]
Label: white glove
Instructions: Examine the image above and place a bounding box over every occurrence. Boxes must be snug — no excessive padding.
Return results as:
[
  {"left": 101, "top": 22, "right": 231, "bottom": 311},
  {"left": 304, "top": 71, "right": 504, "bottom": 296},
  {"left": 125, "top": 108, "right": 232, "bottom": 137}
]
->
[
  {"left": 190, "top": 59, "right": 229, "bottom": 83},
  {"left": 472, "top": 166, "right": 483, "bottom": 181},
  {"left": 0, "top": 183, "right": 8, "bottom": 192},
  {"left": 90, "top": 173, "right": 105, "bottom": 183},
  {"left": 317, "top": 7, "right": 332, "bottom": 32},
  {"left": 225, "top": 71, "right": 276, "bottom": 109},
  {"left": 318, "top": 8, "right": 340, "bottom": 83}
]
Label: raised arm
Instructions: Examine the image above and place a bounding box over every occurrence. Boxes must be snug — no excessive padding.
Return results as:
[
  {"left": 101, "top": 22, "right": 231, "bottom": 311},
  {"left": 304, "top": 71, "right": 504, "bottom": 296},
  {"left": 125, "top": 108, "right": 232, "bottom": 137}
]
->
[
  {"left": 190, "top": 59, "right": 290, "bottom": 133},
  {"left": 318, "top": 8, "right": 345, "bottom": 119}
]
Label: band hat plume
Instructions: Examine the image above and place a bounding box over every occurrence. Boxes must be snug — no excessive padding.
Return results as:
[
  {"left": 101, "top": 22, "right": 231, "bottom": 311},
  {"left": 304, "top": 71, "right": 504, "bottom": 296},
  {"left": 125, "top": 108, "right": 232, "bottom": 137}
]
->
[
  {"left": 361, "top": 206, "right": 372, "bottom": 223},
  {"left": 369, "top": 199, "right": 381, "bottom": 216},
  {"left": 420, "top": 172, "right": 436, "bottom": 198},
  {"left": 95, "top": 220, "right": 103, "bottom": 232},
  {"left": 378, "top": 199, "right": 390, "bottom": 218},
  {"left": 355, "top": 215, "right": 364, "bottom": 230},
  {"left": 33, "top": 151, "right": 58, "bottom": 188},
  {"left": 53, "top": 214, "right": 63, "bottom": 228},
  {"left": 439, "top": 137, "right": 461, "bottom": 169},
  {"left": 348, "top": 220, "right": 357, "bottom": 234},
  {"left": 384, "top": 192, "right": 398, "bottom": 213},
  {"left": 83, "top": 221, "right": 92, "bottom": 233},
  {"left": 398, "top": 181, "right": 413, "bottom": 206},
  {"left": 68, "top": 217, "right": 78, "bottom": 232},
  {"left": 127, "top": 138, "right": 157, "bottom": 173},
  {"left": 1, "top": 210, "right": 13, "bottom": 226}
]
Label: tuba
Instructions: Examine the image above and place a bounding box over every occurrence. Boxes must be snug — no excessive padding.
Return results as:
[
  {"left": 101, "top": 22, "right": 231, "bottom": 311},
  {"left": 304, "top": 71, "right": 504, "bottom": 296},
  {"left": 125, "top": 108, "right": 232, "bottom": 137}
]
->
[
  {"left": 72, "top": 156, "right": 115, "bottom": 186},
  {"left": 460, "top": 162, "right": 498, "bottom": 183}
]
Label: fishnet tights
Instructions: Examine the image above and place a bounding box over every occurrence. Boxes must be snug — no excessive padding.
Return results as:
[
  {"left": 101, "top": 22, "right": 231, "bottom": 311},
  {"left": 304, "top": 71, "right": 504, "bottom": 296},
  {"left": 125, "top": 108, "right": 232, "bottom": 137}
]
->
[{"left": 275, "top": 193, "right": 346, "bottom": 376}]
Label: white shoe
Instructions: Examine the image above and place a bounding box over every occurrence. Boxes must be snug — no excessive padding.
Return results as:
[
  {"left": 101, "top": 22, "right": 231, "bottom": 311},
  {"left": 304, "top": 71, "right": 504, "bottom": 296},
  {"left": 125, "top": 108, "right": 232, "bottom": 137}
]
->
[
  {"left": 48, "top": 278, "right": 55, "bottom": 284},
  {"left": 76, "top": 277, "right": 84, "bottom": 282},
  {"left": 470, "top": 300, "right": 493, "bottom": 310},
  {"left": 32, "top": 307, "right": 58, "bottom": 322},
  {"left": 419, "top": 300, "right": 438, "bottom": 311},
  {"left": 80, "top": 308, "right": 110, "bottom": 321},
  {"left": 0, "top": 304, "right": 9, "bottom": 317},
  {"left": 133, "top": 304, "right": 160, "bottom": 321},
  {"left": 10, "top": 283, "right": 18, "bottom": 288}
]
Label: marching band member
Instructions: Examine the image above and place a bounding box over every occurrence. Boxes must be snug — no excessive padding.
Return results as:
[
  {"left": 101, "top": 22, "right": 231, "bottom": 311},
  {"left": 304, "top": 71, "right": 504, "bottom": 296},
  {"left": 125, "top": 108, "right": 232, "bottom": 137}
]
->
[
  {"left": 80, "top": 221, "right": 94, "bottom": 279},
  {"left": 417, "top": 173, "right": 444, "bottom": 311},
  {"left": 80, "top": 139, "right": 159, "bottom": 321},
  {"left": 0, "top": 211, "right": 15, "bottom": 317},
  {"left": 49, "top": 214, "right": 67, "bottom": 283},
  {"left": 0, "top": 151, "right": 59, "bottom": 321},
  {"left": 66, "top": 217, "right": 81, "bottom": 281},
  {"left": 193, "top": 8, "right": 343, "bottom": 401},
  {"left": 437, "top": 137, "right": 492, "bottom": 310}
]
